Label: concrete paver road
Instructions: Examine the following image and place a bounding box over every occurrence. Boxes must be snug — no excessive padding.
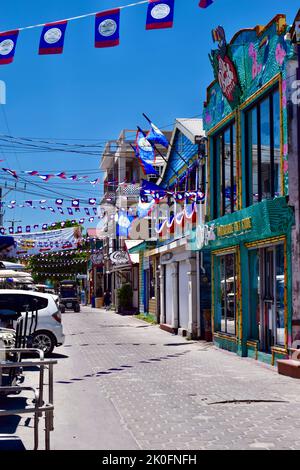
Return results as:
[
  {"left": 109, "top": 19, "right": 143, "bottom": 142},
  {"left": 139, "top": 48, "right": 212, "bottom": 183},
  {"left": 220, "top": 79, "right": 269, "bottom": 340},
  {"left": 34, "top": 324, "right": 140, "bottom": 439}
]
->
[{"left": 2, "top": 306, "right": 300, "bottom": 450}]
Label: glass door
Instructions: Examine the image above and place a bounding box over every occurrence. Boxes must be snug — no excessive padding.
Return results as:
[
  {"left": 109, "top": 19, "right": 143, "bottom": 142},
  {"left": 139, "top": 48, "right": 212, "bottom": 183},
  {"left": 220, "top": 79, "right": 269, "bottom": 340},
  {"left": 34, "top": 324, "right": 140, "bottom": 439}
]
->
[
  {"left": 261, "top": 244, "right": 285, "bottom": 352},
  {"left": 249, "top": 243, "right": 285, "bottom": 353},
  {"left": 262, "top": 247, "right": 275, "bottom": 353}
]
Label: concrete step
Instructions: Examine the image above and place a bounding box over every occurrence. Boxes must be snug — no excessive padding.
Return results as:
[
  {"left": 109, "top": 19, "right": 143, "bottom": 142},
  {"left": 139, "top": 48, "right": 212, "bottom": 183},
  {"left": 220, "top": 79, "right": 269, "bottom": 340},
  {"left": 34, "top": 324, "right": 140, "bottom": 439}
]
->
[{"left": 277, "top": 359, "right": 300, "bottom": 379}]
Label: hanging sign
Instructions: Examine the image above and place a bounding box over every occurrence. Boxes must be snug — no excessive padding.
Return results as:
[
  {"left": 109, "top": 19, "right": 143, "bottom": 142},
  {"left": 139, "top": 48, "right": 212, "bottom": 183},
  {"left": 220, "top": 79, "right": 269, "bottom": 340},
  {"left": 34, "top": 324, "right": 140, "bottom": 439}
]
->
[
  {"left": 110, "top": 250, "right": 130, "bottom": 266},
  {"left": 13, "top": 227, "right": 82, "bottom": 256},
  {"left": 210, "top": 26, "right": 241, "bottom": 107}
]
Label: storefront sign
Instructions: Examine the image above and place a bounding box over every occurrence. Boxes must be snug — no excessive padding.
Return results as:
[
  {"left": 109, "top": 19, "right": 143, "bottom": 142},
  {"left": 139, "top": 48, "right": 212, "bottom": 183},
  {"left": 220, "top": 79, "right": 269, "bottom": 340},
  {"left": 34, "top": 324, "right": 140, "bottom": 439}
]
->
[
  {"left": 161, "top": 253, "right": 173, "bottom": 263},
  {"left": 91, "top": 253, "right": 104, "bottom": 265},
  {"left": 216, "top": 217, "right": 252, "bottom": 238},
  {"left": 110, "top": 250, "right": 130, "bottom": 266},
  {"left": 216, "top": 53, "right": 239, "bottom": 103},
  {"left": 210, "top": 26, "right": 241, "bottom": 107}
]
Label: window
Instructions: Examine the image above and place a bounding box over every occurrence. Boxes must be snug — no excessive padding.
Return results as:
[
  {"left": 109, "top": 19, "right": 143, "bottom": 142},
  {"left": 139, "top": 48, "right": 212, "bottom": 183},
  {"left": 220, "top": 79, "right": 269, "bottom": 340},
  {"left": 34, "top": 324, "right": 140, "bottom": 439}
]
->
[
  {"left": 213, "top": 122, "right": 236, "bottom": 218},
  {"left": 219, "top": 253, "right": 236, "bottom": 335},
  {"left": 245, "top": 87, "right": 280, "bottom": 205}
]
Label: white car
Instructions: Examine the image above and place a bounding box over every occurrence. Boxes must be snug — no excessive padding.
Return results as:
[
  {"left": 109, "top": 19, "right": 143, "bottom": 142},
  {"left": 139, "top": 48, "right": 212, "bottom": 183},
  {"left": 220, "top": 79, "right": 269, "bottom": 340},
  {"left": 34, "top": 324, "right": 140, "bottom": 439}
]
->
[{"left": 0, "top": 290, "right": 65, "bottom": 355}]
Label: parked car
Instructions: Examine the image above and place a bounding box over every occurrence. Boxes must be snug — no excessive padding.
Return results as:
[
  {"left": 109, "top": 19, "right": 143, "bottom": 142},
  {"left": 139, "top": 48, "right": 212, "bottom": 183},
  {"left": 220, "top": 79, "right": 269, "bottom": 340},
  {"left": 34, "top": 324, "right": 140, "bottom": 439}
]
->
[{"left": 0, "top": 290, "right": 65, "bottom": 355}]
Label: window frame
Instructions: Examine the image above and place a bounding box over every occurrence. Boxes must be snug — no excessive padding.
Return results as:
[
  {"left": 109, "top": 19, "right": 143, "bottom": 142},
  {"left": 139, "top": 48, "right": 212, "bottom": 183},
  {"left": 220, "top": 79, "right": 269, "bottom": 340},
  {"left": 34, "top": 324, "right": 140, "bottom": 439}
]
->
[
  {"left": 212, "top": 120, "right": 236, "bottom": 219},
  {"left": 244, "top": 85, "right": 280, "bottom": 206}
]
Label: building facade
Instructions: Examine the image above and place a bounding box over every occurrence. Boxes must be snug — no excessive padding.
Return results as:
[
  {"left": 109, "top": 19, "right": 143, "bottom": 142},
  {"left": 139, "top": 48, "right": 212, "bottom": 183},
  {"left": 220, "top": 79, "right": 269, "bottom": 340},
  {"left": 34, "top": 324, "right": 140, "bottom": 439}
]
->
[
  {"left": 99, "top": 129, "right": 170, "bottom": 312},
  {"left": 201, "top": 13, "right": 300, "bottom": 365}
]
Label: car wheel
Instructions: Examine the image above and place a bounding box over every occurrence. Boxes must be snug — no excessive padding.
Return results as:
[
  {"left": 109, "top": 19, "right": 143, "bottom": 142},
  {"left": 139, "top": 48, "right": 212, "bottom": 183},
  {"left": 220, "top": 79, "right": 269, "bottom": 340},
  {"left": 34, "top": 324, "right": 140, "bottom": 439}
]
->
[
  {"left": 32, "top": 331, "right": 55, "bottom": 356},
  {"left": 74, "top": 304, "right": 80, "bottom": 313}
]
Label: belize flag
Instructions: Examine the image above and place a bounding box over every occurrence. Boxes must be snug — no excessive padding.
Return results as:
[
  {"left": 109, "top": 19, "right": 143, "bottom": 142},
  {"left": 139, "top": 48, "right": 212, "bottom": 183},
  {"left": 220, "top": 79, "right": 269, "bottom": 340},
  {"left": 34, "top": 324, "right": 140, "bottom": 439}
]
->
[
  {"left": 0, "top": 30, "right": 19, "bottom": 65},
  {"left": 95, "top": 9, "right": 120, "bottom": 48},
  {"left": 39, "top": 21, "right": 67, "bottom": 55},
  {"left": 146, "top": 0, "right": 175, "bottom": 30},
  {"left": 146, "top": 121, "right": 169, "bottom": 148}
]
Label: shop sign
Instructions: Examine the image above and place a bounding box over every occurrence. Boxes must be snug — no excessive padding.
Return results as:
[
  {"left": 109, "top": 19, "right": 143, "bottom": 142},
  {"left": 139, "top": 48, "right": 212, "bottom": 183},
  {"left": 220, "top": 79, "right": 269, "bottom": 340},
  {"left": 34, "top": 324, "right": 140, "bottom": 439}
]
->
[
  {"left": 91, "top": 253, "right": 104, "bottom": 265},
  {"left": 110, "top": 250, "right": 130, "bottom": 266},
  {"left": 210, "top": 25, "right": 241, "bottom": 107},
  {"left": 161, "top": 253, "right": 173, "bottom": 263},
  {"left": 216, "top": 217, "right": 252, "bottom": 238},
  {"left": 216, "top": 53, "right": 239, "bottom": 103}
]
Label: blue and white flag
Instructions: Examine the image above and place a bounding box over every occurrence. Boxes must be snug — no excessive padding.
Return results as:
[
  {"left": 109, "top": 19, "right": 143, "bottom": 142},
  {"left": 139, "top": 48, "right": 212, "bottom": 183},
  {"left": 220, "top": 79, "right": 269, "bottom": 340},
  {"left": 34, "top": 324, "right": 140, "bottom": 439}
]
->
[
  {"left": 135, "top": 131, "right": 158, "bottom": 176},
  {"left": 0, "top": 30, "right": 19, "bottom": 65},
  {"left": 146, "top": 121, "right": 169, "bottom": 148},
  {"left": 146, "top": 1, "right": 175, "bottom": 30},
  {"left": 39, "top": 21, "right": 67, "bottom": 55},
  {"left": 95, "top": 9, "right": 120, "bottom": 48}
]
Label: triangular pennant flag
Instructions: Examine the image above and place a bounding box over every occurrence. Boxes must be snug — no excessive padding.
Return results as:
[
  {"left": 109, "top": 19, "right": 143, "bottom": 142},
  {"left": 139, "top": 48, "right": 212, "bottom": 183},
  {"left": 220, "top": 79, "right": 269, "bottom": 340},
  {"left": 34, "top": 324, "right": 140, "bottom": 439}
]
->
[
  {"left": 0, "top": 30, "right": 19, "bottom": 65},
  {"left": 39, "top": 21, "right": 68, "bottom": 55},
  {"left": 146, "top": 1, "right": 175, "bottom": 30},
  {"left": 95, "top": 9, "right": 120, "bottom": 48},
  {"left": 56, "top": 172, "right": 67, "bottom": 179},
  {"left": 2, "top": 168, "right": 18, "bottom": 179}
]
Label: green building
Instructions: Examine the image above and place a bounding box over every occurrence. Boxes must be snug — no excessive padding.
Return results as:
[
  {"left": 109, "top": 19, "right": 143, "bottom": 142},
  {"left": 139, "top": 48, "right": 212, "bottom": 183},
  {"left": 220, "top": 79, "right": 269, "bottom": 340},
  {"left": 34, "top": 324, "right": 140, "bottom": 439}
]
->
[{"left": 201, "top": 13, "right": 300, "bottom": 365}]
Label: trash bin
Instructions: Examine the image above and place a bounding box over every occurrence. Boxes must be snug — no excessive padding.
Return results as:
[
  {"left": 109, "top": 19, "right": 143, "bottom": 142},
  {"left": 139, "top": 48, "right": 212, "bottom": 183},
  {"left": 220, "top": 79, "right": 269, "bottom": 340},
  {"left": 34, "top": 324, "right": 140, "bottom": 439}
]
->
[
  {"left": 91, "top": 296, "right": 96, "bottom": 308},
  {"left": 95, "top": 297, "right": 104, "bottom": 308}
]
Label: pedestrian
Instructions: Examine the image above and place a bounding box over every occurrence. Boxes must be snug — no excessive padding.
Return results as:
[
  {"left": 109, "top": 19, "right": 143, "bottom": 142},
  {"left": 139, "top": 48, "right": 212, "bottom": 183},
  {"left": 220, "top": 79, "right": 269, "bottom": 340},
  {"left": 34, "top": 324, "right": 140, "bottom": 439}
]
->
[{"left": 103, "top": 290, "right": 111, "bottom": 311}]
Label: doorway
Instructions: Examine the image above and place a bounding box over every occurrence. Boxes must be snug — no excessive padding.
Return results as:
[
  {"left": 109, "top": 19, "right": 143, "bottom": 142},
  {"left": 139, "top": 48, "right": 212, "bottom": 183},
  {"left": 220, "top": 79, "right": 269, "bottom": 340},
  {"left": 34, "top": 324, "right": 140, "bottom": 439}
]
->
[{"left": 249, "top": 243, "right": 285, "bottom": 352}]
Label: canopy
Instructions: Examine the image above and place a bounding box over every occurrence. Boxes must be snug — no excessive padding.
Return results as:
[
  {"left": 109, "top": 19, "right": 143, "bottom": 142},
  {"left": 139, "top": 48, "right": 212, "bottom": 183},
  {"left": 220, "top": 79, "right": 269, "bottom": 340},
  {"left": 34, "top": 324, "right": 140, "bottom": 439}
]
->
[
  {"left": 0, "top": 261, "right": 26, "bottom": 271},
  {"left": 0, "top": 270, "right": 32, "bottom": 279}
]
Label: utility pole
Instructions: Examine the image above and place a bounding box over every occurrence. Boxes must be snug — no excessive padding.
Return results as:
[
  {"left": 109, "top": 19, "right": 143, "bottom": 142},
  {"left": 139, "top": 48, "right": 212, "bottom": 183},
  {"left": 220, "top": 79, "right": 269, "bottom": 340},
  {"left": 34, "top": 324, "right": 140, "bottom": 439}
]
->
[{"left": 0, "top": 187, "right": 3, "bottom": 227}]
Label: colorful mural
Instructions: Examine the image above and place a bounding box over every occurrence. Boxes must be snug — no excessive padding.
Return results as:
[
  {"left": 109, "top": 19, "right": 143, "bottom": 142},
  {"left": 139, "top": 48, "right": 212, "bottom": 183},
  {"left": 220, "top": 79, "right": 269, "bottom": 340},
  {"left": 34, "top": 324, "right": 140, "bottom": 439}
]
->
[{"left": 204, "top": 16, "right": 296, "bottom": 195}]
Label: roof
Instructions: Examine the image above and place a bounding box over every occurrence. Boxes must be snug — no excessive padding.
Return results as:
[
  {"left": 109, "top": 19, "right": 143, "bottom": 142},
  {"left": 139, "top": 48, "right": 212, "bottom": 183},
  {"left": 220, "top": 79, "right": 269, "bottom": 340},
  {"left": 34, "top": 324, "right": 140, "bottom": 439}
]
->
[
  {"left": 0, "top": 261, "right": 26, "bottom": 271},
  {"left": 125, "top": 240, "right": 144, "bottom": 264},
  {"left": 159, "top": 118, "right": 205, "bottom": 187},
  {"left": 175, "top": 119, "right": 204, "bottom": 144}
]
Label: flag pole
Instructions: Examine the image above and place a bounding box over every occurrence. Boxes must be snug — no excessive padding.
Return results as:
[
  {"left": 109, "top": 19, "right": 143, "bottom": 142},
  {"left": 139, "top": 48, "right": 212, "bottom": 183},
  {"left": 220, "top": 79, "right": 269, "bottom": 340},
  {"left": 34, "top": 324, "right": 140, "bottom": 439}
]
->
[{"left": 142, "top": 113, "right": 190, "bottom": 166}]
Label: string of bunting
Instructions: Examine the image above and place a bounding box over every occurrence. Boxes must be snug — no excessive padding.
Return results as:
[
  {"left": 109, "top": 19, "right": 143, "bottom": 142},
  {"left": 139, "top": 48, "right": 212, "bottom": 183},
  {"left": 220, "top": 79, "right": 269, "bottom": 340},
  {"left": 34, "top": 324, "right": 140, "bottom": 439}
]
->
[
  {"left": 0, "top": 216, "right": 99, "bottom": 235},
  {"left": 0, "top": 1, "right": 214, "bottom": 65},
  {"left": 2, "top": 198, "right": 98, "bottom": 208},
  {"left": 2, "top": 168, "right": 100, "bottom": 185}
]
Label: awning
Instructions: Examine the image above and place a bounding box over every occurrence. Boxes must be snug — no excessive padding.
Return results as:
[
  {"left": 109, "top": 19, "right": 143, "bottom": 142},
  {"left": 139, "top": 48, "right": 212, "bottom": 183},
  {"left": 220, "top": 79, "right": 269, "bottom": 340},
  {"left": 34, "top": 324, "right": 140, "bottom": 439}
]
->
[{"left": 124, "top": 240, "right": 144, "bottom": 264}]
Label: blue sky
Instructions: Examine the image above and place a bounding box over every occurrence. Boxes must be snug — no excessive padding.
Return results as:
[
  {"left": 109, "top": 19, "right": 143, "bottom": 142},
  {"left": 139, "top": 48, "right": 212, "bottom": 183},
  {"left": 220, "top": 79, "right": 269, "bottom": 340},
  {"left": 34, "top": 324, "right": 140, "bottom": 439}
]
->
[{"left": 0, "top": 0, "right": 299, "bottom": 230}]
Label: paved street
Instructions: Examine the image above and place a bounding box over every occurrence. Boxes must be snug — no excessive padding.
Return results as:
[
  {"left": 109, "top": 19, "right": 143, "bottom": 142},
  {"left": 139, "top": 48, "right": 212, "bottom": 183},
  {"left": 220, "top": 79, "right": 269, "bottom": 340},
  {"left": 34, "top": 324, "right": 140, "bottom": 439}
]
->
[{"left": 2, "top": 306, "right": 300, "bottom": 450}]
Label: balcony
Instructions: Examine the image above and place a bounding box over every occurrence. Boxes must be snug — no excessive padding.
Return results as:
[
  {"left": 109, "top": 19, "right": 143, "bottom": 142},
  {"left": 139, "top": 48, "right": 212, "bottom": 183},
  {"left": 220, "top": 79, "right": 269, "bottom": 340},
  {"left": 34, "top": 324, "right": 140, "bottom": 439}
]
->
[{"left": 116, "top": 183, "right": 141, "bottom": 200}]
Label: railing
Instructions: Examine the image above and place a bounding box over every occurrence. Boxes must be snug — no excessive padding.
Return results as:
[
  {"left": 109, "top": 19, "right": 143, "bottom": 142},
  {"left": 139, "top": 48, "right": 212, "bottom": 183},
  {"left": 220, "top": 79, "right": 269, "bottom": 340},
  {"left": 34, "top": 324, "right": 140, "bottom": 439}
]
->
[{"left": 116, "top": 183, "right": 140, "bottom": 198}]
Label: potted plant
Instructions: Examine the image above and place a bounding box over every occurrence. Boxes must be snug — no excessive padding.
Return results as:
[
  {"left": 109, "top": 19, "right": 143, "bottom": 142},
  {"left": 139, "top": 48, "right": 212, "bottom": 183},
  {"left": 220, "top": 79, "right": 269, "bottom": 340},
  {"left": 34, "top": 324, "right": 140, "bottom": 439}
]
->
[{"left": 117, "top": 283, "right": 135, "bottom": 315}]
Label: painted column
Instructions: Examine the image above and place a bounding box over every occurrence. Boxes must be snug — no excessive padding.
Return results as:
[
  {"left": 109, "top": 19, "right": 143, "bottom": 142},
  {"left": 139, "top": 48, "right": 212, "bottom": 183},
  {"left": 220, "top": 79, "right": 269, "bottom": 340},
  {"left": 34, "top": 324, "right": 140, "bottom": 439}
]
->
[
  {"left": 239, "top": 244, "right": 249, "bottom": 357},
  {"left": 287, "top": 59, "right": 300, "bottom": 353},
  {"left": 159, "top": 263, "right": 165, "bottom": 324},
  {"left": 171, "top": 262, "right": 179, "bottom": 329},
  {"left": 187, "top": 256, "right": 198, "bottom": 339}
]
